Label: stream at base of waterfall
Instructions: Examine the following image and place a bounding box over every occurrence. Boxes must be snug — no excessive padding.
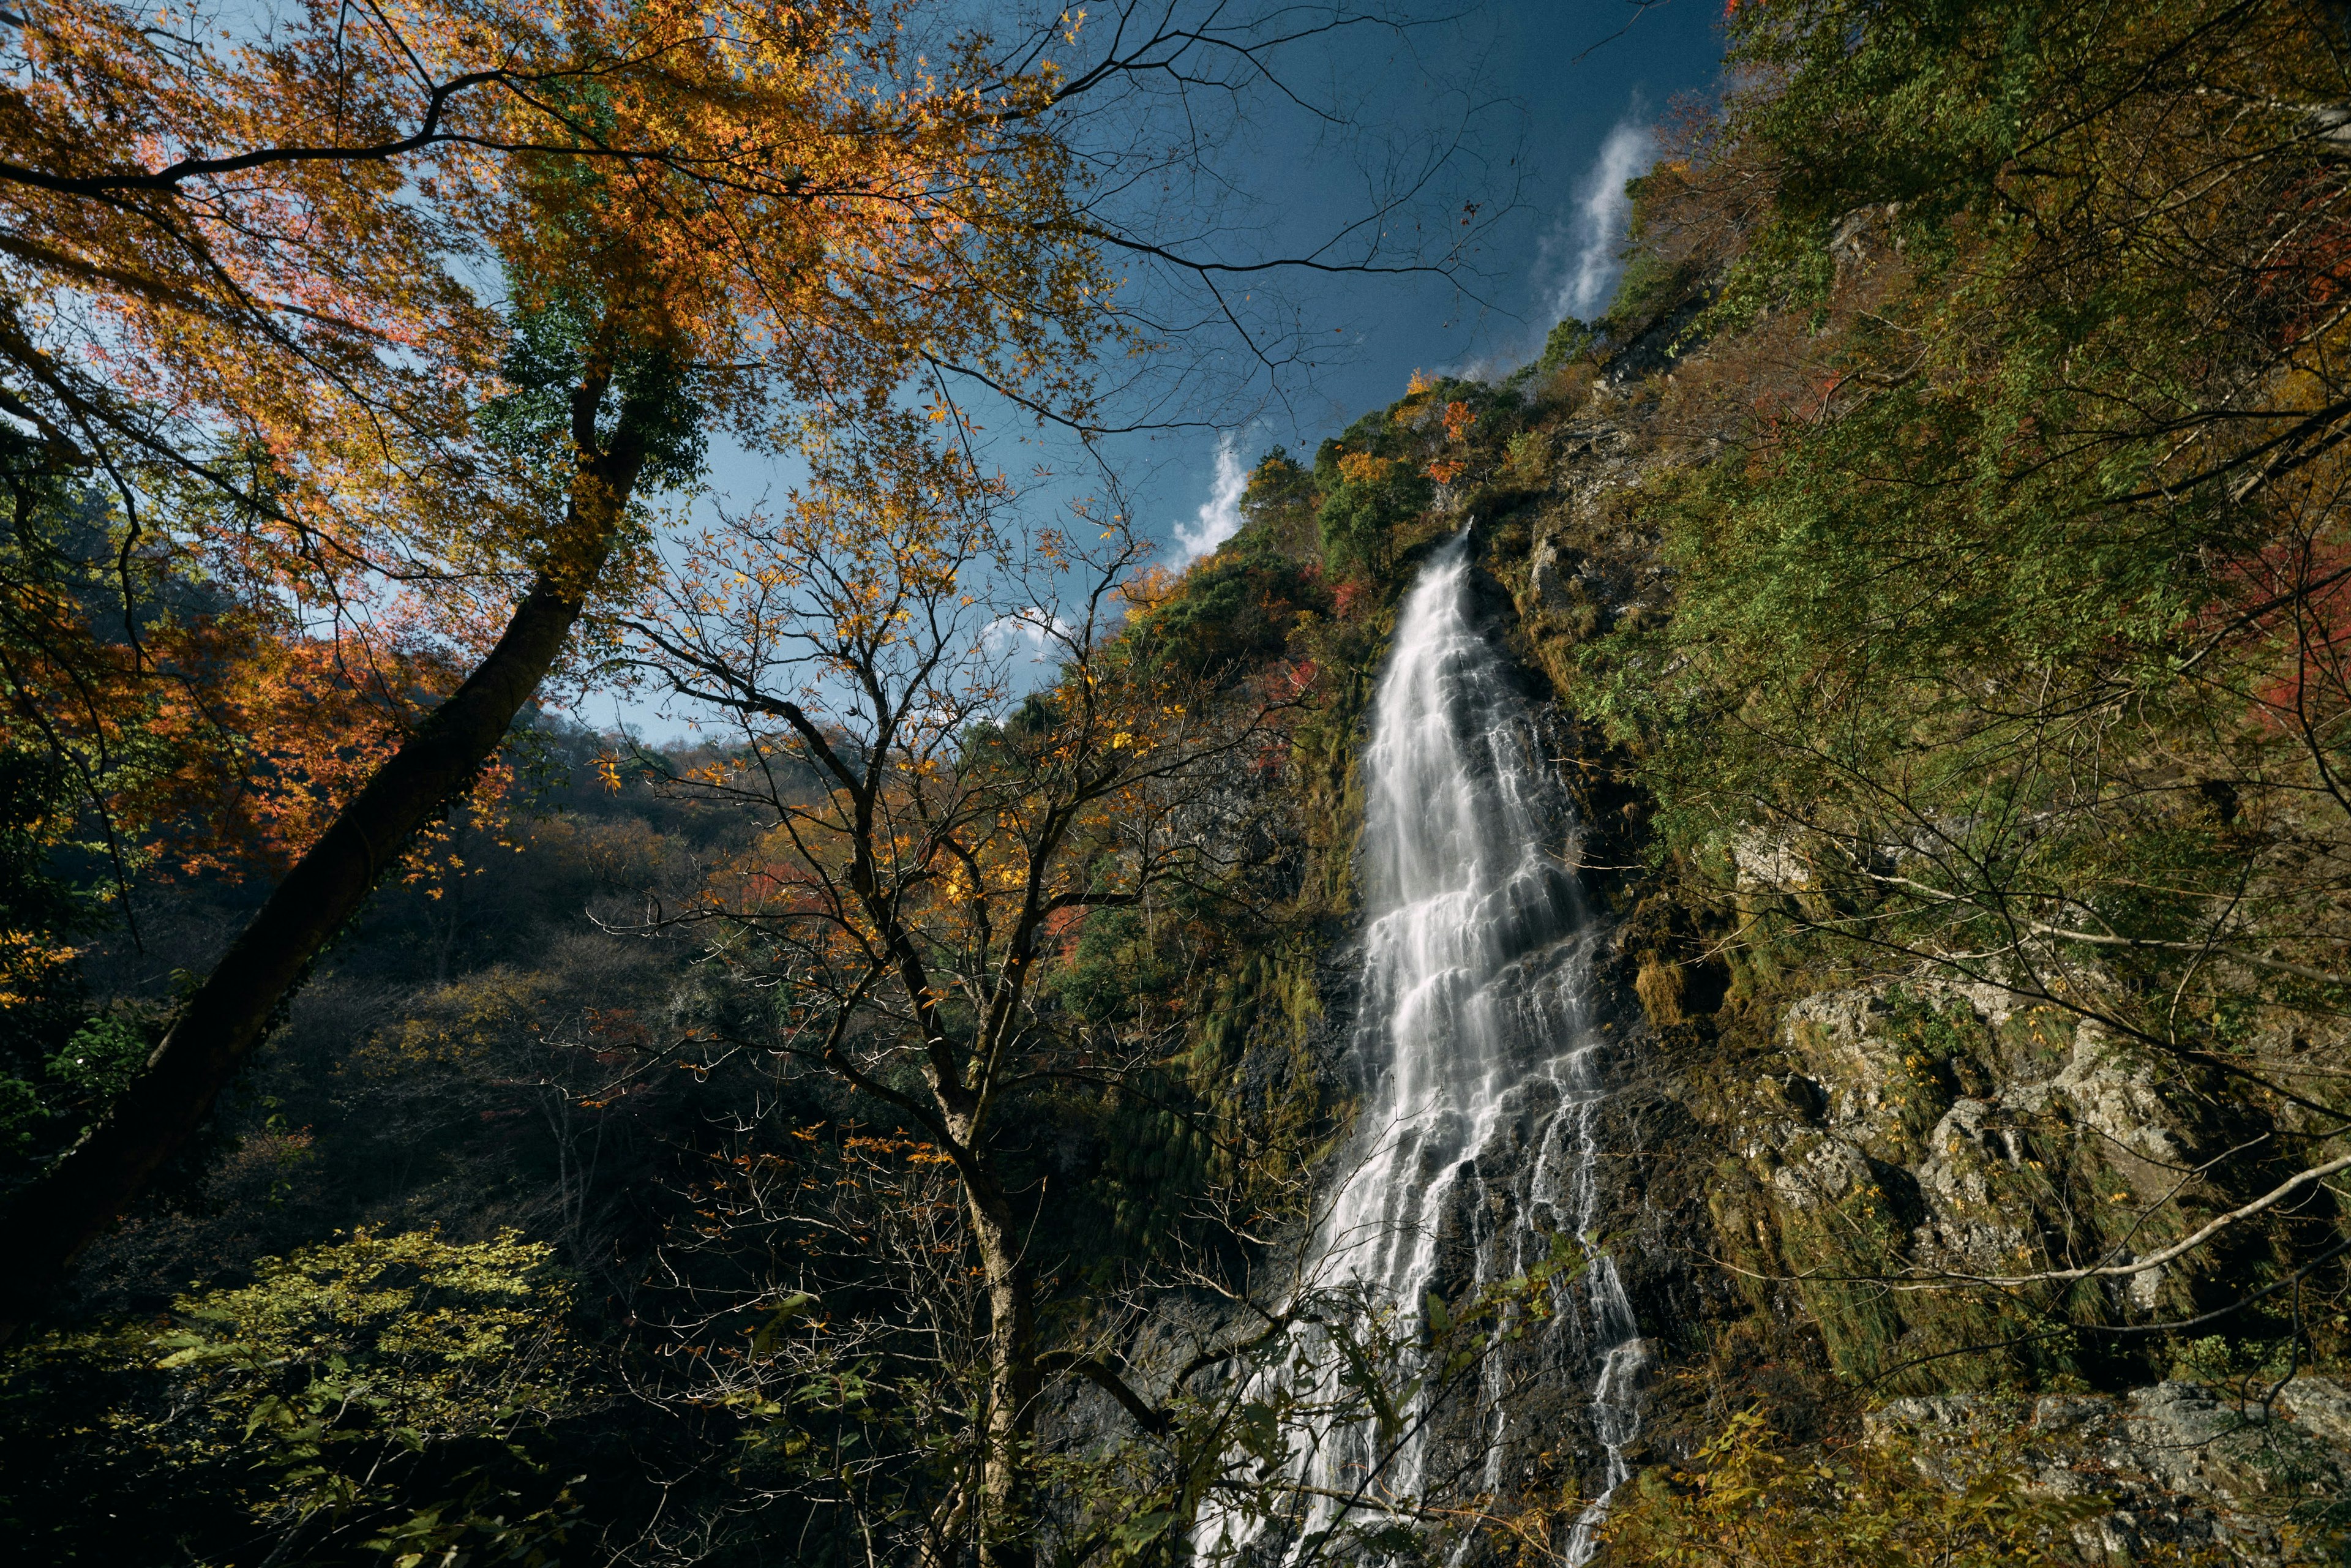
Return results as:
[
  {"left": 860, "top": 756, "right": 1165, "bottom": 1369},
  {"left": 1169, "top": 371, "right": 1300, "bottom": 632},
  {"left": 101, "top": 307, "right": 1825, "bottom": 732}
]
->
[{"left": 1196, "top": 532, "right": 1645, "bottom": 1567}]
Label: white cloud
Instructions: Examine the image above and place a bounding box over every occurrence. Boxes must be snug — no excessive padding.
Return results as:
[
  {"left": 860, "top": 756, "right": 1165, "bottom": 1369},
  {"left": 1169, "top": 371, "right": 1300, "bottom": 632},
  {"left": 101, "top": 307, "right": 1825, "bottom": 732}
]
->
[
  {"left": 1171, "top": 432, "right": 1248, "bottom": 567},
  {"left": 984, "top": 607, "right": 1074, "bottom": 668},
  {"left": 1546, "top": 116, "right": 1660, "bottom": 325}
]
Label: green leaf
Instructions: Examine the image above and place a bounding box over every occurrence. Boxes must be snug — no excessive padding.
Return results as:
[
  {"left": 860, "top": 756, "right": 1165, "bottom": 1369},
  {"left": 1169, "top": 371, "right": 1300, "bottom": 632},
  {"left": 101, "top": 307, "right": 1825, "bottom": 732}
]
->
[{"left": 748, "top": 1292, "right": 818, "bottom": 1357}]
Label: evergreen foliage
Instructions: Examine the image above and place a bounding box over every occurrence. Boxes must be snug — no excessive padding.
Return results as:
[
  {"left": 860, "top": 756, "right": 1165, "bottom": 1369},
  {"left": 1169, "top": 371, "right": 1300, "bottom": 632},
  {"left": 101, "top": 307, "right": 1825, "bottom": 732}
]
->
[{"left": 1316, "top": 409, "right": 1435, "bottom": 577}]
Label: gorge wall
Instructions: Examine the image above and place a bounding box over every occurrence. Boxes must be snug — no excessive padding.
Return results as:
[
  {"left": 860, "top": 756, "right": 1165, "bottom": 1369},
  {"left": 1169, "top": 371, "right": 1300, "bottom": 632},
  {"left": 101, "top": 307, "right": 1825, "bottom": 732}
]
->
[{"left": 1109, "top": 322, "right": 2351, "bottom": 1563}]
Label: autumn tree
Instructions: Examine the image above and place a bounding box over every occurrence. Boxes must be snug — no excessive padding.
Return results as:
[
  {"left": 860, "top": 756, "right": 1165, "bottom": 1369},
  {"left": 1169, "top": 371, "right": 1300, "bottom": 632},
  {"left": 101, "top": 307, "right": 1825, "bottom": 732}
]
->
[
  {"left": 605, "top": 417, "right": 1337, "bottom": 1566},
  {"left": 0, "top": 0, "right": 1497, "bottom": 1336}
]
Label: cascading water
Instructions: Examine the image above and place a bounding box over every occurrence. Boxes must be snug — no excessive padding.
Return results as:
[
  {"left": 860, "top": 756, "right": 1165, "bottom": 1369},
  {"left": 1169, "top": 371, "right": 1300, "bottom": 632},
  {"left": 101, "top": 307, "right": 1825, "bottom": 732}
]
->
[{"left": 1204, "top": 531, "right": 1645, "bottom": 1565}]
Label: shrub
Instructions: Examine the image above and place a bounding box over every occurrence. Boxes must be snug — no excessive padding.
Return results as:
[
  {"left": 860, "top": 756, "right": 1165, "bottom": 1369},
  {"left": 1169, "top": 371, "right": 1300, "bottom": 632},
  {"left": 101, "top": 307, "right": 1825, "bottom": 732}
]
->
[{"left": 0, "top": 1228, "right": 590, "bottom": 1567}]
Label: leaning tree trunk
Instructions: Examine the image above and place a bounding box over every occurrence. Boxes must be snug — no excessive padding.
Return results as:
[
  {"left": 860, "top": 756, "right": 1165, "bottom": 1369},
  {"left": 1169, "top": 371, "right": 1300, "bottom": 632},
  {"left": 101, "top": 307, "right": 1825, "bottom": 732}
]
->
[{"left": 0, "top": 379, "right": 646, "bottom": 1342}]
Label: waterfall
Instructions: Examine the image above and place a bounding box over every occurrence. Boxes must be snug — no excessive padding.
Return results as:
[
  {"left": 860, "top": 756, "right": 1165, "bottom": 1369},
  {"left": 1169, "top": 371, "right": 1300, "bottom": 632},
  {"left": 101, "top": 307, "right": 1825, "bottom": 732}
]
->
[{"left": 1202, "top": 531, "right": 1645, "bottom": 1564}]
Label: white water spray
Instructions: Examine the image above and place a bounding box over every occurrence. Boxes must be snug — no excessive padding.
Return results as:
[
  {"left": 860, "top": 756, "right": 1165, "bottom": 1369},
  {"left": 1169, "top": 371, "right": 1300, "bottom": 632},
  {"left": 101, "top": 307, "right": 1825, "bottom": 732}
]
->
[{"left": 1203, "top": 533, "right": 1645, "bottom": 1564}]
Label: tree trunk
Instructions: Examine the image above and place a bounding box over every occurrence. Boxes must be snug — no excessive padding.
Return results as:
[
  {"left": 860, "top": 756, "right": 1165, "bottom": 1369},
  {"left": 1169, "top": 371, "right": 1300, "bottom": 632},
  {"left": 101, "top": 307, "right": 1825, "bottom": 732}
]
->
[
  {"left": 0, "top": 394, "right": 645, "bottom": 1341},
  {"left": 972, "top": 1202, "right": 1041, "bottom": 1568},
  {"left": 432, "top": 833, "right": 467, "bottom": 986}
]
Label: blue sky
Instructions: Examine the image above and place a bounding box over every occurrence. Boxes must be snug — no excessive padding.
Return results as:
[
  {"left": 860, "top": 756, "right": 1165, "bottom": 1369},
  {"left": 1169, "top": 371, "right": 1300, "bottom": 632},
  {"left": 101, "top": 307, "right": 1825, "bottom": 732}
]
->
[
  {"left": 591, "top": 1, "right": 1727, "bottom": 740},
  {"left": 1133, "top": 0, "right": 1728, "bottom": 567}
]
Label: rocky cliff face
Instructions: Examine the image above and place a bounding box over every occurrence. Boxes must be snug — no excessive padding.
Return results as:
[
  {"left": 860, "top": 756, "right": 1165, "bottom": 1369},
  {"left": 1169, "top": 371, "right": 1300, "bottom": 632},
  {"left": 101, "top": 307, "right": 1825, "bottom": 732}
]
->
[
  {"left": 1449, "top": 365, "right": 2350, "bottom": 1558},
  {"left": 1872, "top": 1381, "right": 2350, "bottom": 1562},
  {"left": 1050, "top": 340, "right": 2350, "bottom": 1563}
]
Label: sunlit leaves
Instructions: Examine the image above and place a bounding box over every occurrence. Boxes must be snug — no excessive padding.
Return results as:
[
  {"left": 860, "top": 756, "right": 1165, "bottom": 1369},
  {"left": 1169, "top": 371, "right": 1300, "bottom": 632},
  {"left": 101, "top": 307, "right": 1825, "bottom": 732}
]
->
[
  {"left": 0, "top": 1228, "right": 588, "bottom": 1565},
  {"left": 0, "top": 0, "right": 1128, "bottom": 900}
]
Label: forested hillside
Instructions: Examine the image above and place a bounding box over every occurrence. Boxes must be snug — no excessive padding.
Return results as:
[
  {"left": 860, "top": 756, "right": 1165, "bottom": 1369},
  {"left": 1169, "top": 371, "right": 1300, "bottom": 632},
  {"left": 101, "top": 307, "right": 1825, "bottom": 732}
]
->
[{"left": 5, "top": 1, "right": 2351, "bottom": 1566}]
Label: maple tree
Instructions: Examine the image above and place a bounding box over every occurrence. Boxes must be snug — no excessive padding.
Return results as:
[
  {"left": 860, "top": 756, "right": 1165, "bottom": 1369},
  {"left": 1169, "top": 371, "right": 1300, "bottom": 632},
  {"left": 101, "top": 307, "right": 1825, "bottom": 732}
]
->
[{"left": 0, "top": 0, "right": 1480, "bottom": 1337}]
